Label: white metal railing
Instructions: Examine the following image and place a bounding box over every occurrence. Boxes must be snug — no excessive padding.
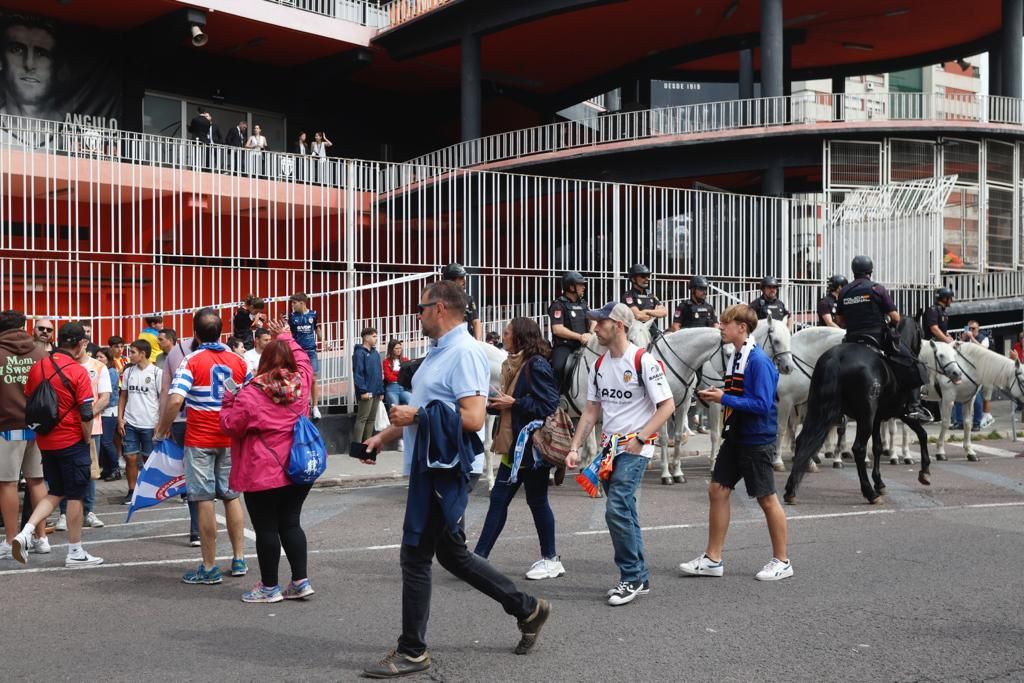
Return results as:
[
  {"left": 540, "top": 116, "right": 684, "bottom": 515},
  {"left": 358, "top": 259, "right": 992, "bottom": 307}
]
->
[
  {"left": 260, "top": 0, "right": 390, "bottom": 27},
  {"left": 405, "top": 92, "right": 1024, "bottom": 174},
  {"left": 379, "top": 0, "right": 454, "bottom": 27}
]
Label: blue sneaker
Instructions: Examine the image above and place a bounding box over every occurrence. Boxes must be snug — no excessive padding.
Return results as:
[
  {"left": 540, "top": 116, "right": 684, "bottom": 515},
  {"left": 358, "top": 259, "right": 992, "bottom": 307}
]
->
[
  {"left": 282, "top": 578, "right": 315, "bottom": 600},
  {"left": 242, "top": 582, "right": 283, "bottom": 603},
  {"left": 182, "top": 564, "right": 223, "bottom": 585},
  {"left": 230, "top": 558, "right": 248, "bottom": 577}
]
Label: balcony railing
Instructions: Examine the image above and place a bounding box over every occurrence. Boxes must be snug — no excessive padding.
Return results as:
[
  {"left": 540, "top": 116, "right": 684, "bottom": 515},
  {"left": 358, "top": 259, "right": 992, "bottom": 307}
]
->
[
  {"left": 260, "top": 0, "right": 390, "bottom": 28},
  {"left": 405, "top": 92, "right": 1024, "bottom": 174},
  {"left": 380, "top": 0, "right": 454, "bottom": 27}
]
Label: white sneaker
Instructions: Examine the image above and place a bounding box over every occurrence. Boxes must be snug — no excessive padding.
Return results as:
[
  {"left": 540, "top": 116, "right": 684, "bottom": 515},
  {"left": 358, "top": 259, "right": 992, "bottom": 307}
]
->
[
  {"left": 980, "top": 413, "right": 994, "bottom": 428},
  {"left": 755, "top": 558, "right": 794, "bottom": 581},
  {"left": 65, "top": 551, "right": 104, "bottom": 568},
  {"left": 29, "top": 536, "right": 51, "bottom": 554},
  {"left": 525, "top": 557, "right": 566, "bottom": 580},
  {"left": 55, "top": 514, "right": 67, "bottom": 531},
  {"left": 10, "top": 530, "right": 32, "bottom": 564},
  {"left": 678, "top": 553, "right": 724, "bottom": 577},
  {"left": 84, "top": 512, "right": 105, "bottom": 528},
  {"left": 0, "top": 540, "right": 11, "bottom": 560}
]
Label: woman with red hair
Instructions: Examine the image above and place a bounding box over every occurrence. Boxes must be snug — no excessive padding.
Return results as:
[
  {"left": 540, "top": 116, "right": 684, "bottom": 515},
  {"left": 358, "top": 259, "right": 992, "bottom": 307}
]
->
[{"left": 221, "top": 319, "right": 316, "bottom": 603}]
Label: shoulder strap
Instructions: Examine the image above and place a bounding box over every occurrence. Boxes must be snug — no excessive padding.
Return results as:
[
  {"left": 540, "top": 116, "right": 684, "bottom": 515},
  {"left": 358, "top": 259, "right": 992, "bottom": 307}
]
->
[
  {"left": 592, "top": 352, "right": 607, "bottom": 390},
  {"left": 46, "top": 354, "right": 80, "bottom": 427}
]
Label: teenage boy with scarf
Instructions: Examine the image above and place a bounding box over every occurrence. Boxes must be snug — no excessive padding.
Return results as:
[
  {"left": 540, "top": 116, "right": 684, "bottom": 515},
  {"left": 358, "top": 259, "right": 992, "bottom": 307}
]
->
[{"left": 679, "top": 303, "right": 793, "bottom": 581}]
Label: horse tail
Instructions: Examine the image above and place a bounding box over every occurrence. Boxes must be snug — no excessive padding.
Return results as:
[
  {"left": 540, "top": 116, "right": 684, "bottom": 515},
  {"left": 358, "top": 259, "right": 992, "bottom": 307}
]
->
[{"left": 784, "top": 350, "right": 844, "bottom": 501}]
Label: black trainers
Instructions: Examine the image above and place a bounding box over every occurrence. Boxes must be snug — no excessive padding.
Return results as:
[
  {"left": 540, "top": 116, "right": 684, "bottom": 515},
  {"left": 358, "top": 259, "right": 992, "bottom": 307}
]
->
[
  {"left": 362, "top": 650, "right": 430, "bottom": 679},
  {"left": 606, "top": 579, "right": 649, "bottom": 606},
  {"left": 514, "top": 598, "right": 550, "bottom": 654},
  {"left": 122, "top": 491, "right": 134, "bottom": 506}
]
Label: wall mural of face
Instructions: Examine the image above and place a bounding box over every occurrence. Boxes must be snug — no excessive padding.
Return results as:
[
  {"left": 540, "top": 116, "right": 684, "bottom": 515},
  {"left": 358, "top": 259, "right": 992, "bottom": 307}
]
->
[{"left": 1, "top": 23, "right": 57, "bottom": 114}]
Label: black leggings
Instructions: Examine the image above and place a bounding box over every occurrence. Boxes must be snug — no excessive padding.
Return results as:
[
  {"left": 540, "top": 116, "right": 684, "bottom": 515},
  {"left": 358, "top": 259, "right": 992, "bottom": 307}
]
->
[{"left": 244, "top": 484, "right": 312, "bottom": 587}]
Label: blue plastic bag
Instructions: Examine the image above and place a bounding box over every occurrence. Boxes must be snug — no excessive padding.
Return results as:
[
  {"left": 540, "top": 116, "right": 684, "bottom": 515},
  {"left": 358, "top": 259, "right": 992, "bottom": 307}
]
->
[{"left": 288, "top": 415, "right": 327, "bottom": 484}]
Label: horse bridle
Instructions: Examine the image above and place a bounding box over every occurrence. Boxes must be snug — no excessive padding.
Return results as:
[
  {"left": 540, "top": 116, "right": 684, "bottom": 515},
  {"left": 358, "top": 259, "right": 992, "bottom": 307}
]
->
[
  {"left": 763, "top": 320, "right": 793, "bottom": 371},
  {"left": 951, "top": 343, "right": 980, "bottom": 388},
  {"left": 929, "top": 340, "right": 963, "bottom": 383},
  {"left": 649, "top": 333, "right": 725, "bottom": 410}
]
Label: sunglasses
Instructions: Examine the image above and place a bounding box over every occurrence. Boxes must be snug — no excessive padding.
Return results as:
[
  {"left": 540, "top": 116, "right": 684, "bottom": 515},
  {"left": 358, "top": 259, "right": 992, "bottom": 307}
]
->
[
  {"left": 417, "top": 302, "right": 438, "bottom": 313},
  {"left": 35, "top": 326, "right": 53, "bottom": 333}
]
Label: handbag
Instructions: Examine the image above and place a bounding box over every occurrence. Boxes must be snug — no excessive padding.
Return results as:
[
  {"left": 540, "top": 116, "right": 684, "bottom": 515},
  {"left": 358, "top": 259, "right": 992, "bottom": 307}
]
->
[{"left": 531, "top": 407, "right": 575, "bottom": 468}]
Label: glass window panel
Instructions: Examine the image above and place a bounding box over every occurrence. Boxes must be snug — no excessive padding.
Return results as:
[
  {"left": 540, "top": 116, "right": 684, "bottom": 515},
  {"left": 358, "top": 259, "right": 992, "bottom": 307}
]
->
[
  {"left": 942, "top": 139, "right": 979, "bottom": 185},
  {"left": 986, "top": 186, "right": 1014, "bottom": 268},
  {"left": 890, "top": 139, "right": 934, "bottom": 182},
  {"left": 142, "top": 94, "right": 182, "bottom": 138},
  {"left": 828, "top": 141, "right": 881, "bottom": 187},
  {"left": 987, "top": 140, "right": 1015, "bottom": 186},
  {"left": 942, "top": 189, "right": 979, "bottom": 271}
]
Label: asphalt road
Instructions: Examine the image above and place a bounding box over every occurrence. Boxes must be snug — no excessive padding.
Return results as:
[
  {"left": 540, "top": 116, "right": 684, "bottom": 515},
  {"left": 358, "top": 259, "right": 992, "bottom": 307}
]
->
[{"left": 2, "top": 441, "right": 1023, "bottom": 682}]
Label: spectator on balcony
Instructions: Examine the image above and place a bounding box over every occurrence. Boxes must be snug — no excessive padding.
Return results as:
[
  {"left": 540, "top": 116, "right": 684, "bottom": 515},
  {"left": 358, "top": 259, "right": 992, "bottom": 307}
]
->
[
  {"left": 234, "top": 296, "right": 266, "bottom": 350},
  {"left": 311, "top": 131, "right": 332, "bottom": 182},
  {"left": 188, "top": 107, "right": 221, "bottom": 144},
  {"left": 294, "top": 131, "right": 309, "bottom": 156},
  {"left": 0, "top": 16, "right": 60, "bottom": 123},
  {"left": 225, "top": 120, "right": 247, "bottom": 147},
  {"left": 246, "top": 123, "right": 268, "bottom": 175}
]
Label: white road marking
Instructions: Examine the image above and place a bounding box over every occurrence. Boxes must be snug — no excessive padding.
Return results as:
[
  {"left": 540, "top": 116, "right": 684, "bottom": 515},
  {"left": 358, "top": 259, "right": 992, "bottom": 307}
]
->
[
  {"left": 102, "top": 516, "right": 191, "bottom": 528},
  {"left": 3, "top": 500, "right": 1020, "bottom": 578},
  {"left": 215, "top": 513, "right": 257, "bottom": 541},
  {"left": 48, "top": 531, "right": 221, "bottom": 549},
  {"left": 967, "top": 443, "right": 1019, "bottom": 458}
]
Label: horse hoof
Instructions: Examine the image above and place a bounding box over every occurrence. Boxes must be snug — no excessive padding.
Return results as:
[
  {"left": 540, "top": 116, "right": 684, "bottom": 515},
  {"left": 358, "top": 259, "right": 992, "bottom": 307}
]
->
[
  {"left": 902, "top": 457, "right": 913, "bottom": 465},
  {"left": 832, "top": 461, "right": 844, "bottom": 469},
  {"left": 875, "top": 486, "right": 886, "bottom": 496},
  {"left": 661, "top": 477, "right": 673, "bottom": 485},
  {"left": 772, "top": 462, "right": 786, "bottom": 472},
  {"left": 935, "top": 453, "right": 947, "bottom": 461},
  {"left": 868, "top": 496, "right": 884, "bottom": 505},
  {"left": 841, "top": 451, "right": 853, "bottom": 460},
  {"left": 807, "top": 462, "right": 818, "bottom": 473},
  {"left": 783, "top": 494, "right": 796, "bottom": 505},
  {"left": 889, "top": 457, "right": 899, "bottom": 465},
  {"left": 918, "top": 472, "right": 931, "bottom": 486},
  {"left": 967, "top": 453, "right": 979, "bottom": 462},
  {"left": 673, "top": 475, "right": 686, "bottom": 484}
]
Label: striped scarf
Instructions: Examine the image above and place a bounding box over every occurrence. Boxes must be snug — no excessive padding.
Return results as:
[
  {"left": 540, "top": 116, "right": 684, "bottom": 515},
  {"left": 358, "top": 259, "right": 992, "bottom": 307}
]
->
[
  {"left": 721, "top": 336, "right": 756, "bottom": 437},
  {"left": 575, "top": 431, "right": 656, "bottom": 498}
]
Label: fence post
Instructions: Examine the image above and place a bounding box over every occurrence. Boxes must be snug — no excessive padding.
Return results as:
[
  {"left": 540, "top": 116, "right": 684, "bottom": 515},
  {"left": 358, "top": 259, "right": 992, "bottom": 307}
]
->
[{"left": 344, "top": 159, "right": 358, "bottom": 406}]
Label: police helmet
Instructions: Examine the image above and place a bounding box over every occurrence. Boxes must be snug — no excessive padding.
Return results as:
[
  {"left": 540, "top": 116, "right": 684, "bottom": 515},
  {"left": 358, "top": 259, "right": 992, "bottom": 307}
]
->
[
  {"left": 935, "top": 287, "right": 954, "bottom": 301},
  {"left": 827, "top": 274, "right": 848, "bottom": 291},
  {"left": 561, "top": 271, "right": 586, "bottom": 291},
  {"left": 760, "top": 276, "right": 779, "bottom": 289},
  {"left": 627, "top": 264, "right": 652, "bottom": 279},
  {"left": 441, "top": 263, "right": 467, "bottom": 280},
  {"left": 690, "top": 275, "right": 709, "bottom": 291},
  {"left": 851, "top": 255, "right": 873, "bottom": 277}
]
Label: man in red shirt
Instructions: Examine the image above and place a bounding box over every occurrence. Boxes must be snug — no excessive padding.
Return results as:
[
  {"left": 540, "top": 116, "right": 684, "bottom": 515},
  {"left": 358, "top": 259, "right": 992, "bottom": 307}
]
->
[
  {"left": 11, "top": 322, "right": 103, "bottom": 567},
  {"left": 157, "top": 308, "right": 250, "bottom": 585}
]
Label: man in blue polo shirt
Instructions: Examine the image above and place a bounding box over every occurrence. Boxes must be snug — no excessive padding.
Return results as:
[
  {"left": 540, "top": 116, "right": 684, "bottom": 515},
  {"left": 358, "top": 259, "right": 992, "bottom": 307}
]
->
[
  {"left": 287, "top": 293, "right": 321, "bottom": 422},
  {"left": 361, "top": 280, "right": 549, "bottom": 679}
]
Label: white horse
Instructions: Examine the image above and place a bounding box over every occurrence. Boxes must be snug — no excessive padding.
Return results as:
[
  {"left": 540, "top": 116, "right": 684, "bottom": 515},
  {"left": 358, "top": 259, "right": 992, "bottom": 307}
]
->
[
  {"left": 649, "top": 327, "right": 730, "bottom": 483},
  {"left": 928, "top": 342, "right": 1024, "bottom": 462}
]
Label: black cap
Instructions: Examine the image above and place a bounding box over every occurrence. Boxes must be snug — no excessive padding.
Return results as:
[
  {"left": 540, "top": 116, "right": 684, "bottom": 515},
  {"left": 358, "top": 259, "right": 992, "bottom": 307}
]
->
[
  {"left": 627, "top": 264, "right": 651, "bottom": 278},
  {"left": 690, "top": 275, "right": 709, "bottom": 290},
  {"left": 561, "top": 271, "right": 586, "bottom": 290},
  {"left": 57, "top": 322, "right": 86, "bottom": 347},
  {"left": 827, "top": 274, "right": 848, "bottom": 290}
]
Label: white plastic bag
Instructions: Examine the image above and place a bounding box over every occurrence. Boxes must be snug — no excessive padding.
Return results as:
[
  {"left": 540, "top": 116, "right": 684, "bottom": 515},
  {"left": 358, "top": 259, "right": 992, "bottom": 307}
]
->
[{"left": 374, "top": 400, "right": 391, "bottom": 431}]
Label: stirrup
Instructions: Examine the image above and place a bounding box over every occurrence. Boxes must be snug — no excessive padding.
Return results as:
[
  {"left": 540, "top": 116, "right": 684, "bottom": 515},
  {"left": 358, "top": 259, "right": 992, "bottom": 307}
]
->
[{"left": 903, "top": 406, "right": 933, "bottom": 423}]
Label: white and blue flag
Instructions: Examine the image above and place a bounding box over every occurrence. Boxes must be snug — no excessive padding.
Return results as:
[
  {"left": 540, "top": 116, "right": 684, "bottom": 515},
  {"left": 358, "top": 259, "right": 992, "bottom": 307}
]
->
[{"left": 125, "top": 438, "right": 187, "bottom": 522}]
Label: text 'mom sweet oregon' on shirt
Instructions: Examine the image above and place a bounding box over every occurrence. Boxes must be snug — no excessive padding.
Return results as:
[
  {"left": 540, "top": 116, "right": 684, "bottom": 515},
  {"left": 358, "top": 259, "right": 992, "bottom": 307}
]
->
[
  {"left": 170, "top": 346, "right": 250, "bottom": 448},
  {"left": 586, "top": 343, "right": 673, "bottom": 458}
]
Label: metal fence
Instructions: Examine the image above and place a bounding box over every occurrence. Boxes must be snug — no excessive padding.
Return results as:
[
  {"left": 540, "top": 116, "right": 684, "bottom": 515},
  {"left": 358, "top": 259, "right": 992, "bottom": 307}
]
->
[
  {"left": 405, "top": 92, "right": 1024, "bottom": 172},
  {"left": 260, "top": 0, "right": 390, "bottom": 27},
  {"left": 0, "top": 114, "right": 1014, "bottom": 407}
]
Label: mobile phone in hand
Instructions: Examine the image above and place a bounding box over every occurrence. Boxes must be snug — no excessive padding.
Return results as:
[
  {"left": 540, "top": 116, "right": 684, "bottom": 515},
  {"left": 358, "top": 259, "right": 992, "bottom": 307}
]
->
[{"left": 222, "top": 377, "right": 239, "bottom": 395}]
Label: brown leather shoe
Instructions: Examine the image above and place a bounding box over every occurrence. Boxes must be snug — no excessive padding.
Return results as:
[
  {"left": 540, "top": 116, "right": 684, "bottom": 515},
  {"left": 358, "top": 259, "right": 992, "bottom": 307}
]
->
[
  {"left": 362, "top": 650, "right": 430, "bottom": 679},
  {"left": 514, "top": 598, "right": 550, "bottom": 654}
]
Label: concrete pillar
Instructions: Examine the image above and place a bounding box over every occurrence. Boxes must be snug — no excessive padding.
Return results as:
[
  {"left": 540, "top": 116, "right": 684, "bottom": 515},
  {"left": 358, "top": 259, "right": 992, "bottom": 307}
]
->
[
  {"left": 1001, "top": 0, "right": 1023, "bottom": 98},
  {"left": 990, "top": 43, "right": 1004, "bottom": 97},
  {"left": 760, "top": 0, "right": 784, "bottom": 99},
  {"left": 460, "top": 33, "right": 481, "bottom": 141},
  {"left": 831, "top": 75, "right": 846, "bottom": 121},
  {"left": 739, "top": 48, "right": 755, "bottom": 99},
  {"left": 783, "top": 41, "right": 793, "bottom": 97}
]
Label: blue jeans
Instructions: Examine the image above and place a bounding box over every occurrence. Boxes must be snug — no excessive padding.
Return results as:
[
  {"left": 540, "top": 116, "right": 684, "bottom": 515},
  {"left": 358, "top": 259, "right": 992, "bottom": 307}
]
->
[
  {"left": 474, "top": 463, "right": 556, "bottom": 559},
  {"left": 951, "top": 390, "right": 982, "bottom": 428},
  {"left": 384, "top": 382, "right": 412, "bottom": 411},
  {"left": 59, "top": 437, "right": 98, "bottom": 515},
  {"left": 100, "top": 415, "right": 119, "bottom": 475},
  {"left": 603, "top": 453, "right": 649, "bottom": 584}
]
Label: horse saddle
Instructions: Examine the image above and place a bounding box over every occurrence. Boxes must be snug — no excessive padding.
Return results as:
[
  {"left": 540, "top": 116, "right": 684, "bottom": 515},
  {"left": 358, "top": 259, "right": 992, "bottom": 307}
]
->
[{"left": 560, "top": 348, "right": 584, "bottom": 395}]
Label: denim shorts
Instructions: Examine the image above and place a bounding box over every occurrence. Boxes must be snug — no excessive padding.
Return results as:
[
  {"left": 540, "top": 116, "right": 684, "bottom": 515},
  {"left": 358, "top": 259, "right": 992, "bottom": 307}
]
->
[
  {"left": 123, "top": 424, "right": 155, "bottom": 458},
  {"left": 304, "top": 349, "right": 320, "bottom": 376},
  {"left": 184, "top": 446, "right": 238, "bottom": 502},
  {"left": 41, "top": 442, "right": 91, "bottom": 500}
]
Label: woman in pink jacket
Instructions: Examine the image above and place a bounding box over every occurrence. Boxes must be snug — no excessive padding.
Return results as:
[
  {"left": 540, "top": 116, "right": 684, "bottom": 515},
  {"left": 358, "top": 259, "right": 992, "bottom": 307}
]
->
[{"left": 221, "top": 320, "right": 316, "bottom": 604}]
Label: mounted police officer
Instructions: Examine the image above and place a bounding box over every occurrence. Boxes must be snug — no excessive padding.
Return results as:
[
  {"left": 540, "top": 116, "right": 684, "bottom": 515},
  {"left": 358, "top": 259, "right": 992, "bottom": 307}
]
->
[
  {"left": 548, "top": 271, "right": 592, "bottom": 385},
  {"left": 923, "top": 287, "right": 955, "bottom": 343},
  {"left": 671, "top": 276, "right": 718, "bottom": 331},
  {"left": 835, "top": 255, "right": 931, "bottom": 422},
  {"left": 750, "top": 276, "right": 791, "bottom": 328},
  {"left": 817, "top": 274, "right": 848, "bottom": 327},
  {"left": 441, "top": 263, "right": 482, "bottom": 340},
  {"left": 620, "top": 263, "right": 668, "bottom": 340}
]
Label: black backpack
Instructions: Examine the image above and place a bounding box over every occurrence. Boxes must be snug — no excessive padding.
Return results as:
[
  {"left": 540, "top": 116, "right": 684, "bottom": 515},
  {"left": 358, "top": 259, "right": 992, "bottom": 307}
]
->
[{"left": 25, "top": 356, "right": 77, "bottom": 435}]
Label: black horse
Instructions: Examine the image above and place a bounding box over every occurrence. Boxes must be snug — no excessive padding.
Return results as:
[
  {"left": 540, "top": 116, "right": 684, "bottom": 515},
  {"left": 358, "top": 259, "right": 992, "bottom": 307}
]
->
[{"left": 784, "top": 318, "right": 936, "bottom": 505}]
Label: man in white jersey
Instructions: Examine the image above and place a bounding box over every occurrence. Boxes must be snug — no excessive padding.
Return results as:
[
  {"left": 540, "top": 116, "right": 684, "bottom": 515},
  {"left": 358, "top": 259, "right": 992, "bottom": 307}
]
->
[
  {"left": 566, "top": 302, "right": 674, "bottom": 606},
  {"left": 118, "top": 340, "right": 163, "bottom": 504}
]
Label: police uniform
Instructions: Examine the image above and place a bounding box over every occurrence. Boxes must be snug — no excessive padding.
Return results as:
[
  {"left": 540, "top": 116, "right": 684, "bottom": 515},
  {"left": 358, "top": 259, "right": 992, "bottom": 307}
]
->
[
  {"left": 836, "top": 277, "right": 897, "bottom": 342},
  {"left": 464, "top": 292, "right": 480, "bottom": 335},
  {"left": 817, "top": 293, "right": 839, "bottom": 326},
  {"left": 621, "top": 286, "right": 662, "bottom": 337},
  {"left": 549, "top": 295, "right": 589, "bottom": 382},
  {"left": 673, "top": 298, "right": 718, "bottom": 329},
  {"left": 750, "top": 295, "right": 790, "bottom": 322},
  {"left": 922, "top": 303, "right": 950, "bottom": 340}
]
